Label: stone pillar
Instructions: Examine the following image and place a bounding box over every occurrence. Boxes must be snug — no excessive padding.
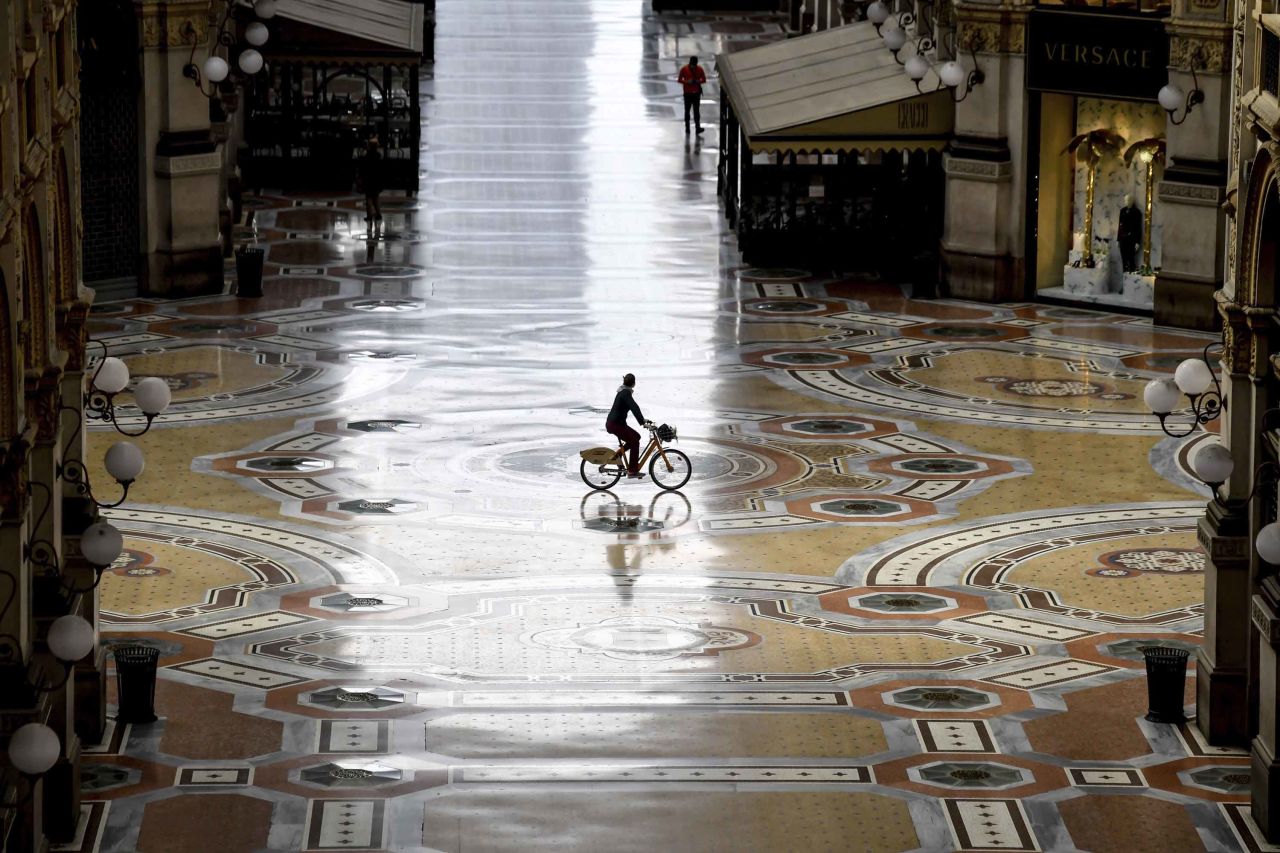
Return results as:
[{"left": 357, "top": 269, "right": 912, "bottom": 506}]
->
[
  {"left": 940, "top": 5, "right": 1027, "bottom": 302},
  {"left": 134, "top": 0, "right": 225, "bottom": 297},
  {"left": 1253, "top": 576, "right": 1280, "bottom": 837},
  {"left": 1155, "top": 22, "right": 1233, "bottom": 331},
  {"left": 1198, "top": 498, "right": 1252, "bottom": 745}
]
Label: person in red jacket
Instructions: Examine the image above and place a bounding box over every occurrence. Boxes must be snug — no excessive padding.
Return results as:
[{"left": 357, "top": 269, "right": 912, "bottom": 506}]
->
[{"left": 678, "top": 56, "right": 707, "bottom": 135}]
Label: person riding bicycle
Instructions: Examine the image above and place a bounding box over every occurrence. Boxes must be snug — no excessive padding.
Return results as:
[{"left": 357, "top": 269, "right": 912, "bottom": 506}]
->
[{"left": 606, "top": 373, "right": 647, "bottom": 478}]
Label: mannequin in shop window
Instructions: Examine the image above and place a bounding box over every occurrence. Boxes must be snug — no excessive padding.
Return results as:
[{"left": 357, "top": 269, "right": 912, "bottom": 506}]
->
[{"left": 1117, "top": 194, "right": 1143, "bottom": 273}]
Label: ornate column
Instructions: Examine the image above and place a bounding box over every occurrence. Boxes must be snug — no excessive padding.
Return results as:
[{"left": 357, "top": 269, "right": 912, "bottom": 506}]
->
[
  {"left": 134, "top": 0, "right": 225, "bottom": 297},
  {"left": 940, "top": 4, "right": 1027, "bottom": 302},
  {"left": 1198, "top": 298, "right": 1263, "bottom": 746},
  {"left": 1155, "top": 18, "right": 1233, "bottom": 331}
]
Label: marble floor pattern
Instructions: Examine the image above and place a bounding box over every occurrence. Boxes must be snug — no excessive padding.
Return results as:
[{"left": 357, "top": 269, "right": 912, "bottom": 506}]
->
[{"left": 69, "top": 2, "right": 1257, "bottom": 852}]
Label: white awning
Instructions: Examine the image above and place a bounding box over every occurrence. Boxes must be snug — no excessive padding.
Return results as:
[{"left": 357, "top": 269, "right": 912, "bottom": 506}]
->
[
  {"left": 275, "top": 0, "right": 424, "bottom": 54},
  {"left": 717, "top": 22, "right": 953, "bottom": 149}
]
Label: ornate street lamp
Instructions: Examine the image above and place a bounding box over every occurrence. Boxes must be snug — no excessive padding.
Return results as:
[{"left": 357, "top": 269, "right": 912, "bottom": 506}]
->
[
  {"left": 1142, "top": 343, "right": 1224, "bottom": 437},
  {"left": 181, "top": 0, "right": 276, "bottom": 101}
]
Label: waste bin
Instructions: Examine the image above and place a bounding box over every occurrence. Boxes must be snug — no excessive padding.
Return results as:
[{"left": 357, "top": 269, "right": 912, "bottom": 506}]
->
[
  {"left": 235, "top": 246, "right": 265, "bottom": 298},
  {"left": 113, "top": 645, "right": 160, "bottom": 724},
  {"left": 1142, "top": 646, "right": 1190, "bottom": 723}
]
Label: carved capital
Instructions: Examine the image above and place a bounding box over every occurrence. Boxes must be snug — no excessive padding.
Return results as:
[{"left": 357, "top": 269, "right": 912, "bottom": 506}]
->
[
  {"left": 136, "top": 2, "right": 212, "bottom": 49},
  {"left": 1254, "top": 595, "right": 1280, "bottom": 645},
  {"left": 0, "top": 425, "right": 35, "bottom": 521},
  {"left": 55, "top": 300, "right": 88, "bottom": 372},
  {"left": 955, "top": 4, "right": 1027, "bottom": 55},
  {"left": 1167, "top": 27, "right": 1231, "bottom": 74},
  {"left": 23, "top": 363, "right": 63, "bottom": 443},
  {"left": 1218, "top": 308, "right": 1251, "bottom": 375}
]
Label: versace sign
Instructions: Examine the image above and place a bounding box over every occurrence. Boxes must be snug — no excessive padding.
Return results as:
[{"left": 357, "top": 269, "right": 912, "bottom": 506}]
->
[{"left": 1026, "top": 10, "right": 1168, "bottom": 101}]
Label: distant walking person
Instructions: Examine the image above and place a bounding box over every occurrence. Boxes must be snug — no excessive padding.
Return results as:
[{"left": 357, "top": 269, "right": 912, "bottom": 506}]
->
[
  {"left": 678, "top": 56, "right": 707, "bottom": 135},
  {"left": 358, "top": 139, "right": 384, "bottom": 232}
]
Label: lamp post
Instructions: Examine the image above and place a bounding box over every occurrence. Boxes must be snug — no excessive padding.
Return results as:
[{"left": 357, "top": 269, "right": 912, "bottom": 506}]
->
[{"left": 181, "top": 0, "right": 276, "bottom": 106}]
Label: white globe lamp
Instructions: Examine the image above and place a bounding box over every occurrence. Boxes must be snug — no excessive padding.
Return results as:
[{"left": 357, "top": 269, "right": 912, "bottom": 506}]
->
[
  {"left": 904, "top": 54, "right": 930, "bottom": 82},
  {"left": 1158, "top": 83, "right": 1185, "bottom": 113},
  {"left": 255, "top": 0, "right": 277, "bottom": 19},
  {"left": 867, "top": 1, "right": 890, "bottom": 24},
  {"left": 1174, "top": 358, "right": 1214, "bottom": 396},
  {"left": 1192, "top": 443, "right": 1234, "bottom": 487},
  {"left": 1259, "top": 522, "right": 1280, "bottom": 564},
  {"left": 238, "top": 48, "right": 264, "bottom": 75},
  {"left": 939, "top": 61, "right": 967, "bottom": 89},
  {"left": 203, "top": 55, "right": 229, "bottom": 84},
  {"left": 1143, "top": 378, "right": 1181, "bottom": 415},
  {"left": 882, "top": 25, "right": 906, "bottom": 52},
  {"left": 93, "top": 357, "right": 130, "bottom": 394},
  {"left": 80, "top": 521, "right": 124, "bottom": 568},
  {"left": 245, "top": 22, "right": 269, "bottom": 47},
  {"left": 104, "top": 442, "right": 145, "bottom": 483},
  {"left": 133, "top": 377, "right": 172, "bottom": 416},
  {"left": 8, "top": 723, "right": 60, "bottom": 776},
  {"left": 48, "top": 616, "right": 95, "bottom": 663}
]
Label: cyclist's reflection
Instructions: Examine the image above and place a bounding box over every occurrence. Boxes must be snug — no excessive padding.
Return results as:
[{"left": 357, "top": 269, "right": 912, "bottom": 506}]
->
[{"left": 580, "top": 490, "right": 692, "bottom": 602}]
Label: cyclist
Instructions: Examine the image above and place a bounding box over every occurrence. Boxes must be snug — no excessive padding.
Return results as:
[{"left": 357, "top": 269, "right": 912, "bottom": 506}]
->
[{"left": 606, "top": 373, "right": 647, "bottom": 478}]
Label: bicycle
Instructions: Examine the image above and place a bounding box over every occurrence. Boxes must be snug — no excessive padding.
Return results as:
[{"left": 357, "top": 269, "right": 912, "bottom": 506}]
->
[{"left": 579, "top": 421, "right": 692, "bottom": 491}]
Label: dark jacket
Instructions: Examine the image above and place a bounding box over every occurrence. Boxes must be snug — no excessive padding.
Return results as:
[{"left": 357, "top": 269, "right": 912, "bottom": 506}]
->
[
  {"left": 358, "top": 149, "right": 384, "bottom": 196},
  {"left": 607, "top": 385, "right": 644, "bottom": 425},
  {"left": 1117, "top": 204, "right": 1143, "bottom": 244}
]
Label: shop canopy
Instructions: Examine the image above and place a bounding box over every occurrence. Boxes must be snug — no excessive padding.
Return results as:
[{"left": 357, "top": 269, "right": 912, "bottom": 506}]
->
[
  {"left": 717, "top": 22, "right": 955, "bottom": 155},
  {"left": 273, "top": 0, "right": 425, "bottom": 55}
]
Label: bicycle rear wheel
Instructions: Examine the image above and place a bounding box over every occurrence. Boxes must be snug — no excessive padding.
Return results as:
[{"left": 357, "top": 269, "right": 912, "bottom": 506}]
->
[
  {"left": 581, "top": 458, "right": 623, "bottom": 490},
  {"left": 649, "top": 448, "right": 691, "bottom": 491}
]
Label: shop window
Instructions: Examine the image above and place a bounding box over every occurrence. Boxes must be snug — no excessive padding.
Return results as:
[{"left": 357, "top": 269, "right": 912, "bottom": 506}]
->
[
  {"left": 1034, "top": 0, "right": 1170, "bottom": 16},
  {"left": 1264, "top": 27, "right": 1279, "bottom": 100}
]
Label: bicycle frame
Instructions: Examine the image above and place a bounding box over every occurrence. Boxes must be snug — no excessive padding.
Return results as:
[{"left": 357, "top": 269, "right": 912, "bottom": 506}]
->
[{"left": 609, "top": 432, "right": 675, "bottom": 471}]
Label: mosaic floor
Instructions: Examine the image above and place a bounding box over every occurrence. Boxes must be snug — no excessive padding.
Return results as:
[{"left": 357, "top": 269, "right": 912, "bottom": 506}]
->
[{"left": 68, "top": 2, "right": 1262, "bottom": 851}]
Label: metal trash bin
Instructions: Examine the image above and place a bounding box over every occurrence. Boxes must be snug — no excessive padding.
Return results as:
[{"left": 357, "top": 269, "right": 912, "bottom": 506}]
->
[
  {"left": 235, "top": 246, "right": 265, "bottom": 298},
  {"left": 113, "top": 645, "right": 160, "bottom": 724},
  {"left": 1142, "top": 646, "right": 1190, "bottom": 723}
]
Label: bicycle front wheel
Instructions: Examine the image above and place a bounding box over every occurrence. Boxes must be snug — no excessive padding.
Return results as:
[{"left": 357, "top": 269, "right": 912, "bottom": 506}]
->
[
  {"left": 649, "top": 448, "right": 691, "bottom": 491},
  {"left": 581, "top": 458, "right": 623, "bottom": 490}
]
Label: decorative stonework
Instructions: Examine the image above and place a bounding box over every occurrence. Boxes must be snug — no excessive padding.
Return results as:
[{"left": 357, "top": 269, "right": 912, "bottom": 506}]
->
[
  {"left": 956, "top": 8, "right": 1026, "bottom": 55},
  {"left": 137, "top": 4, "right": 211, "bottom": 49},
  {"left": 945, "top": 158, "right": 1010, "bottom": 180},
  {"left": 1168, "top": 29, "right": 1232, "bottom": 75}
]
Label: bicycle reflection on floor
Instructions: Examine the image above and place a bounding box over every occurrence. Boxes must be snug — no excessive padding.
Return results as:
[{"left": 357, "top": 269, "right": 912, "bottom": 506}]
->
[
  {"left": 579, "top": 489, "right": 692, "bottom": 534},
  {"left": 579, "top": 490, "right": 692, "bottom": 602}
]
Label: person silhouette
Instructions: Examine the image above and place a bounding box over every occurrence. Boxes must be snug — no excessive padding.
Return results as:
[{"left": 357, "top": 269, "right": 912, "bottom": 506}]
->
[
  {"left": 678, "top": 56, "right": 707, "bottom": 135},
  {"left": 605, "top": 373, "right": 646, "bottom": 478}
]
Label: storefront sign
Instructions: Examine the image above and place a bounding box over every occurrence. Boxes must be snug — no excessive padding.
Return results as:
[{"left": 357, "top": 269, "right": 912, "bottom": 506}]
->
[{"left": 1026, "top": 11, "right": 1167, "bottom": 101}]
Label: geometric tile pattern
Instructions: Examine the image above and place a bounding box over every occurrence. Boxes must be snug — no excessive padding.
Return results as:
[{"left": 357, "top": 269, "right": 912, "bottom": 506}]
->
[
  {"left": 943, "top": 799, "right": 1040, "bottom": 851},
  {"left": 175, "top": 767, "right": 254, "bottom": 786},
  {"left": 317, "top": 721, "right": 391, "bottom": 755},
  {"left": 79, "top": 0, "right": 1239, "bottom": 850},
  {"left": 915, "top": 720, "right": 999, "bottom": 753},
  {"left": 455, "top": 764, "right": 874, "bottom": 783},
  {"left": 304, "top": 799, "right": 385, "bottom": 850}
]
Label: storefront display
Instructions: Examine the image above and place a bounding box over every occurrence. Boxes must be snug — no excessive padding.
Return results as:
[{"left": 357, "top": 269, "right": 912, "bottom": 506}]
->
[
  {"left": 717, "top": 22, "right": 952, "bottom": 276},
  {"left": 1026, "top": 9, "right": 1167, "bottom": 310}
]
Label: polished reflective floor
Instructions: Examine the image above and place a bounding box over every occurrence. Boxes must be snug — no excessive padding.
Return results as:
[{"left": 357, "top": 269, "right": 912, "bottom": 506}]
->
[{"left": 77, "top": 2, "right": 1255, "bottom": 851}]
